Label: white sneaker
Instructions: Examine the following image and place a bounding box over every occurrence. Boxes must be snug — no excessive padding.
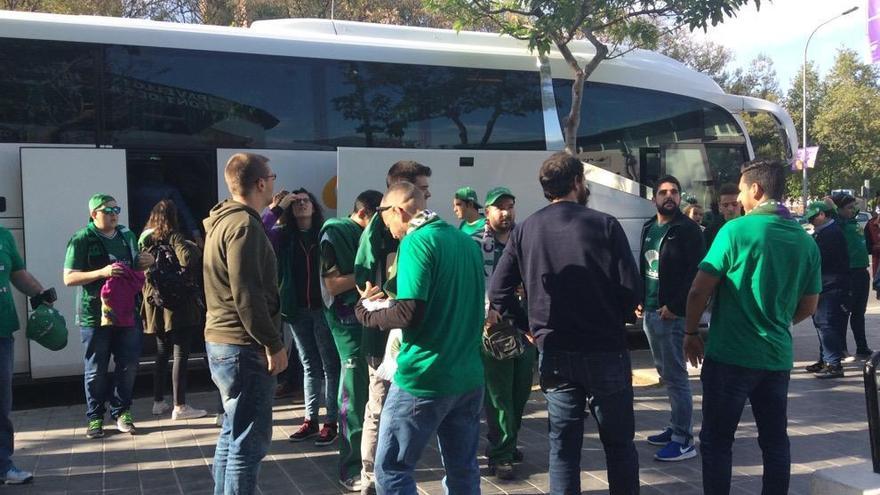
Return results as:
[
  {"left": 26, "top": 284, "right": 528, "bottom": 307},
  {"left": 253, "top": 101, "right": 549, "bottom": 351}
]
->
[
  {"left": 1, "top": 466, "right": 33, "bottom": 485},
  {"left": 171, "top": 405, "right": 207, "bottom": 420},
  {"left": 152, "top": 400, "right": 171, "bottom": 416},
  {"left": 215, "top": 413, "right": 225, "bottom": 427},
  {"left": 340, "top": 477, "right": 362, "bottom": 492}
]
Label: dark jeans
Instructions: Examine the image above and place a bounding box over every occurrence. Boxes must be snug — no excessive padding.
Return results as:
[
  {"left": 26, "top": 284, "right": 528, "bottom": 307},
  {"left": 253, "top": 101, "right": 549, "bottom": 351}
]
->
[
  {"left": 208, "top": 342, "right": 276, "bottom": 495},
  {"left": 812, "top": 289, "right": 848, "bottom": 366},
  {"left": 0, "top": 337, "right": 14, "bottom": 474},
  {"left": 154, "top": 326, "right": 197, "bottom": 405},
  {"left": 847, "top": 268, "right": 871, "bottom": 354},
  {"left": 539, "top": 349, "right": 639, "bottom": 495},
  {"left": 699, "top": 358, "right": 790, "bottom": 495},
  {"left": 81, "top": 326, "right": 143, "bottom": 420}
]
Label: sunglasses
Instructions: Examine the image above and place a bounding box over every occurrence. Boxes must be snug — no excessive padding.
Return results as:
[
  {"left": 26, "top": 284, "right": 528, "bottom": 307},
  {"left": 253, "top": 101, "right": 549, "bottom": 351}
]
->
[{"left": 97, "top": 206, "right": 122, "bottom": 215}]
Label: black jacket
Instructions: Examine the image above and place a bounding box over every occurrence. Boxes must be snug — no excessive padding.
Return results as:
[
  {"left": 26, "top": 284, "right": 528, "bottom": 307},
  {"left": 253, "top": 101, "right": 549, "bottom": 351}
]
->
[
  {"left": 639, "top": 210, "right": 706, "bottom": 317},
  {"left": 813, "top": 219, "right": 850, "bottom": 292},
  {"left": 488, "top": 202, "right": 641, "bottom": 354}
]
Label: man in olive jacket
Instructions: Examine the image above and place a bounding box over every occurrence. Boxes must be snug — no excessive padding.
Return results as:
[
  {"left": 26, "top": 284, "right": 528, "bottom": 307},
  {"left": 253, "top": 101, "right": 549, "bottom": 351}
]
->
[{"left": 203, "top": 152, "right": 287, "bottom": 495}]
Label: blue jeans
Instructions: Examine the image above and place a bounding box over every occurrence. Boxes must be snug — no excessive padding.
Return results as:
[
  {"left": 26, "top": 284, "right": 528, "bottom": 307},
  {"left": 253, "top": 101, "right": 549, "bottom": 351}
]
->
[
  {"left": 812, "top": 289, "right": 848, "bottom": 366},
  {"left": 375, "top": 384, "right": 483, "bottom": 495},
  {"left": 0, "top": 337, "right": 14, "bottom": 474},
  {"left": 539, "top": 350, "right": 639, "bottom": 495},
  {"left": 643, "top": 311, "right": 693, "bottom": 445},
  {"left": 699, "top": 358, "right": 790, "bottom": 495},
  {"left": 81, "top": 326, "right": 142, "bottom": 420},
  {"left": 290, "top": 309, "right": 340, "bottom": 422},
  {"left": 208, "top": 343, "right": 276, "bottom": 495}
]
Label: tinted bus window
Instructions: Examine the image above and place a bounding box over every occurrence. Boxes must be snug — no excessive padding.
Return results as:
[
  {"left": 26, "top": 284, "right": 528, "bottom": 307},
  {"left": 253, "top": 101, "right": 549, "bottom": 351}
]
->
[
  {"left": 104, "top": 45, "right": 546, "bottom": 150},
  {"left": 325, "top": 62, "right": 545, "bottom": 150},
  {"left": 553, "top": 80, "right": 746, "bottom": 189},
  {"left": 0, "top": 38, "right": 97, "bottom": 144}
]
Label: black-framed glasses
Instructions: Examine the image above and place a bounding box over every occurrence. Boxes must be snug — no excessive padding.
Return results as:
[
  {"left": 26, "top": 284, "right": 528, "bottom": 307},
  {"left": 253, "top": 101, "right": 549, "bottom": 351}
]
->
[
  {"left": 263, "top": 174, "right": 277, "bottom": 181},
  {"left": 376, "top": 205, "right": 392, "bottom": 213},
  {"left": 97, "top": 206, "right": 122, "bottom": 215}
]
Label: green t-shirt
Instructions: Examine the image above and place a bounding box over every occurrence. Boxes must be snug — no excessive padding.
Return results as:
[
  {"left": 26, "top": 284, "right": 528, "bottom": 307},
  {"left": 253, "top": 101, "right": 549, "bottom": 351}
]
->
[
  {"left": 64, "top": 224, "right": 137, "bottom": 327},
  {"left": 700, "top": 207, "right": 821, "bottom": 370},
  {"left": 841, "top": 218, "right": 869, "bottom": 269},
  {"left": 395, "top": 216, "right": 485, "bottom": 397},
  {"left": 459, "top": 216, "right": 486, "bottom": 236},
  {"left": 642, "top": 221, "right": 669, "bottom": 310},
  {"left": 0, "top": 227, "right": 26, "bottom": 337}
]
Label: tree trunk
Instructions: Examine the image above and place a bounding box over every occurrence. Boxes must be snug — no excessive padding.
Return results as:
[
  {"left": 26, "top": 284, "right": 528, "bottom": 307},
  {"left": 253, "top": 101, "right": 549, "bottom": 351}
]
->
[{"left": 556, "top": 33, "right": 608, "bottom": 155}]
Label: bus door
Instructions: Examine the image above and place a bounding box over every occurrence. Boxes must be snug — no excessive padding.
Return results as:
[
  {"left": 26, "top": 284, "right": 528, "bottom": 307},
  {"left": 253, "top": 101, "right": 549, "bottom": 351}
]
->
[
  {"left": 216, "top": 149, "right": 338, "bottom": 217},
  {"left": 21, "top": 148, "right": 128, "bottom": 379},
  {"left": 660, "top": 144, "right": 714, "bottom": 209}
]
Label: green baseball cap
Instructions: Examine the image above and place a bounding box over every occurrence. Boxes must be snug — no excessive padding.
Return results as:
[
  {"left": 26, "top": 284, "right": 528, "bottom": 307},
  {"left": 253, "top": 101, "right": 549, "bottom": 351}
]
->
[
  {"left": 485, "top": 187, "right": 515, "bottom": 207},
  {"left": 26, "top": 304, "right": 68, "bottom": 351},
  {"left": 805, "top": 201, "right": 833, "bottom": 221},
  {"left": 88, "top": 193, "right": 116, "bottom": 212},
  {"left": 455, "top": 187, "right": 481, "bottom": 208}
]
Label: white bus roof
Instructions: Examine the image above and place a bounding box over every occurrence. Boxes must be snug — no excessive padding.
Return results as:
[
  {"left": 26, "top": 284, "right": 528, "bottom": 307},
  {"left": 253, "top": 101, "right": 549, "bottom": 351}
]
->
[{"left": 0, "top": 10, "right": 724, "bottom": 97}]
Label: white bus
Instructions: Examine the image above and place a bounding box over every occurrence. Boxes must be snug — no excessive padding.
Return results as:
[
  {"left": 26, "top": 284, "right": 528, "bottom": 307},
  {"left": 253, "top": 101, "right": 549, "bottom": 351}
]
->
[{"left": 0, "top": 10, "right": 797, "bottom": 380}]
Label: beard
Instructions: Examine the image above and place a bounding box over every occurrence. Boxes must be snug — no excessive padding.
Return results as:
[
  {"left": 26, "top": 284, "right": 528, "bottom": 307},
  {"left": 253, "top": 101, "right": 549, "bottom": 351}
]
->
[
  {"left": 490, "top": 218, "right": 512, "bottom": 233},
  {"left": 655, "top": 200, "right": 678, "bottom": 216},
  {"left": 576, "top": 184, "right": 589, "bottom": 206}
]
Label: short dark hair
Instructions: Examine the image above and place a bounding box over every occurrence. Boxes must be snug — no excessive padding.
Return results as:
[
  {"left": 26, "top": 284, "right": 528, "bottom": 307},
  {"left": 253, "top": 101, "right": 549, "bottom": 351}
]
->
[
  {"left": 653, "top": 175, "right": 682, "bottom": 195},
  {"left": 832, "top": 192, "right": 856, "bottom": 209},
  {"left": 718, "top": 182, "right": 739, "bottom": 198},
  {"left": 740, "top": 159, "right": 787, "bottom": 201},
  {"left": 386, "top": 160, "right": 432, "bottom": 187},
  {"left": 539, "top": 152, "right": 583, "bottom": 201},
  {"left": 354, "top": 189, "right": 383, "bottom": 215}
]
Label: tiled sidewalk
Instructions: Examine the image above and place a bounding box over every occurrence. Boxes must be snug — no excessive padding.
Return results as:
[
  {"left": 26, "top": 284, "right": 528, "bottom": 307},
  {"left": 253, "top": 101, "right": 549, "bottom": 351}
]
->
[{"left": 5, "top": 300, "right": 879, "bottom": 494}]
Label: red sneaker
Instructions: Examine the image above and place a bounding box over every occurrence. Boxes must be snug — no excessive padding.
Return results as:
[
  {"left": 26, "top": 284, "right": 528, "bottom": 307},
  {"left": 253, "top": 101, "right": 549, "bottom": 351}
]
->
[
  {"left": 315, "top": 422, "right": 338, "bottom": 446},
  {"left": 289, "top": 419, "right": 318, "bottom": 442}
]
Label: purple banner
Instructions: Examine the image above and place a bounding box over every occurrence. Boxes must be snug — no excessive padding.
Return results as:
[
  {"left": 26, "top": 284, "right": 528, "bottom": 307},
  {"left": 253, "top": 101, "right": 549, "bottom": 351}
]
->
[
  {"left": 870, "top": 0, "right": 880, "bottom": 63},
  {"left": 793, "top": 146, "right": 819, "bottom": 171}
]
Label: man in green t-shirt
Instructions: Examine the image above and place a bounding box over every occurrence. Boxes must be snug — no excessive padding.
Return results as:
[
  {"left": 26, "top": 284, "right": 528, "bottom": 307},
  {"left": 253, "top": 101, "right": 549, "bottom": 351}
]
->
[
  {"left": 453, "top": 186, "right": 486, "bottom": 236},
  {"left": 831, "top": 193, "right": 873, "bottom": 359},
  {"left": 470, "top": 186, "right": 536, "bottom": 481},
  {"left": 684, "top": 160, "right": 821, "bottom": 494},
  {"left": 63, "top": 194, "right": 154, "bottom": 440},
  {"left": 355, "top": 181, "right": 484, "bottom": 494},
  {"left": 319, "top": 189, "right": 382, "bottom": 492},
  {"left": 0, "top": 226, "right": 52, "bottom": 485}
]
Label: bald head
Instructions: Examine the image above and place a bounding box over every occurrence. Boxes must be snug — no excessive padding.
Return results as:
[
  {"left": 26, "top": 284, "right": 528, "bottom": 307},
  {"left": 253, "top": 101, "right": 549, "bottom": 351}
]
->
[
  {"left": 381, "top": 181, "right": 426, "bottom": 212},
  {"left": 380, "top": 181, "right": 427, "bottom": 239}
]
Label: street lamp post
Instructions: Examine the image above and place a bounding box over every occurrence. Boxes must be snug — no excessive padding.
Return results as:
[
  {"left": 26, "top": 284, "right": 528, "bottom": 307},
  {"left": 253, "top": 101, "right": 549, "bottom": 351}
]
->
[{"left": 802, "top": 6, "right": 858, "bottom": 211}]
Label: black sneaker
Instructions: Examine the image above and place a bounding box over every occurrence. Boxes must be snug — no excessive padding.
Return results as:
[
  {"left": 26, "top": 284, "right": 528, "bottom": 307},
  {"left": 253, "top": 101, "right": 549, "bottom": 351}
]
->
[
  {"left": 856, "top": 350, "right": 875, "bottom": 361},
  {"left": 289, "top": 419, "right": 319, "bottom": 442},
  {"left": 805, "top": 361, "right": 825, "bottom": 373},
  {"left": 86, "top": 419, "right": 104, "bottom": 439},
  {"left": 488, "top": 460, "right": 515, "bottom": 480},
  {"left": 815, "top": 364, "right": 844, "bottom": 379},
  {"left": 315, "top": 423, "right": 338, "bottom": 446}
]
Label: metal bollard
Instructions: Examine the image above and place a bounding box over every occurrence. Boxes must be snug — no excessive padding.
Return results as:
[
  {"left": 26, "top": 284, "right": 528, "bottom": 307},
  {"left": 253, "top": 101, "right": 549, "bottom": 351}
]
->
[{"left": 864, "top": 351, "right": 880, "bottom": 474}]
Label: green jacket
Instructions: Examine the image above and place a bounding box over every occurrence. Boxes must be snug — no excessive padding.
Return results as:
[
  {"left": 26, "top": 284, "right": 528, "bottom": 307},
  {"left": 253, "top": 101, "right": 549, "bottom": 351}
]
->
[
  {"left": 319, "top": 218, "right": 363, "bottom": 307},
  {"left": 842, "top": 218, "right": 869, "bottom": 269},
  {"left": 353, "top": 213, "right": 397, "bottom": 357}
]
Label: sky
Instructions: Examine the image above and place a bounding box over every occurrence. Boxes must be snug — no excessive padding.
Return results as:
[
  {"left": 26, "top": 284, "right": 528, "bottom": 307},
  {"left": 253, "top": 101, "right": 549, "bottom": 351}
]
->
[{"left": 693, "top": 0, "right": 873, "bottom": 92}]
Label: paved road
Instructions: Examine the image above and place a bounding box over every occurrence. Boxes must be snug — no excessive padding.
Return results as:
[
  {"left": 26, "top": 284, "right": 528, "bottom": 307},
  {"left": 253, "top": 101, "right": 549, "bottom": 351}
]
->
[{"left": 6, "top": 299, "right": 879, "bottom": 494}]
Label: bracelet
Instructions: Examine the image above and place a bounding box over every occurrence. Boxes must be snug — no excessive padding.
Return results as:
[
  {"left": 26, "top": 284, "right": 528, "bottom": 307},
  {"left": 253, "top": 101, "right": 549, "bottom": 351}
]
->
[{"left": 685, "top": 331, "right": 699, "bottom": 336}]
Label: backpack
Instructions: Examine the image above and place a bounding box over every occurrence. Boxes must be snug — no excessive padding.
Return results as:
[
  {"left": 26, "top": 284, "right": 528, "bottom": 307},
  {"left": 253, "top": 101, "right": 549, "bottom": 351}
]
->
[{"left": 145, "top": 240, "right": 200, "bottom": 311}]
